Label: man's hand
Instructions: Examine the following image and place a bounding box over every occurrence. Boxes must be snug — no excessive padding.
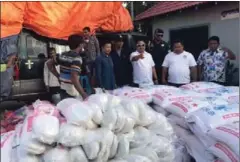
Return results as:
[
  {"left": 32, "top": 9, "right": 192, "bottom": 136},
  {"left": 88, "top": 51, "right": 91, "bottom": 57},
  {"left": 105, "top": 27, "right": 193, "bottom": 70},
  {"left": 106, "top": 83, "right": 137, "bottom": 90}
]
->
[
  {"left": 140, "top": 53, "right": 144, "bottom": 59},
  {"left": 82, "top": 92, "right": 88, "bottom": 100}
]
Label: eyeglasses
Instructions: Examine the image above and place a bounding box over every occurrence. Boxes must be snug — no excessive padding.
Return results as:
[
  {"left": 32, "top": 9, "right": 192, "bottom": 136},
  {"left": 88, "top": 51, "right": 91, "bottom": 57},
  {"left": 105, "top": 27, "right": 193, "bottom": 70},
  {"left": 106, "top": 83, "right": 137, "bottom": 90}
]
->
[{"left": 137, "top": 44, "right": 145, "bottom": 47}]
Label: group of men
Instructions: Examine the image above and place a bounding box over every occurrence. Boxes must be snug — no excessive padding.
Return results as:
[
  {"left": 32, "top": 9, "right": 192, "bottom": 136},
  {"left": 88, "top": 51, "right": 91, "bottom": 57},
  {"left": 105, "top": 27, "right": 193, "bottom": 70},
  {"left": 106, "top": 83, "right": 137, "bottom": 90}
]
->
[{"left": 45, "top": 27, "right": 236, "bottom": 100}]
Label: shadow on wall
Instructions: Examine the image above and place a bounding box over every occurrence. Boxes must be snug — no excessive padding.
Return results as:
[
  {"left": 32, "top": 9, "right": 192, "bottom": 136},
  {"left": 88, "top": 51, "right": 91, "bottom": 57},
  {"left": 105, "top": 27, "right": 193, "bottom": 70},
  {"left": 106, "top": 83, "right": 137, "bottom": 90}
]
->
[{"left": 226, "top": 60, "right": 239, "bottom": 86}]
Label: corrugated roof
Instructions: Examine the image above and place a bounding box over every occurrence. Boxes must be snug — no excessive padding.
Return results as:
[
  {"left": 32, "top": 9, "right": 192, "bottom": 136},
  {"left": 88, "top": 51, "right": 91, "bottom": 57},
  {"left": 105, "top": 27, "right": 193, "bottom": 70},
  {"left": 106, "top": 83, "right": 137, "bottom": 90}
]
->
[{"left": 135, "top": 1, "right": 208, "bottom": 21}]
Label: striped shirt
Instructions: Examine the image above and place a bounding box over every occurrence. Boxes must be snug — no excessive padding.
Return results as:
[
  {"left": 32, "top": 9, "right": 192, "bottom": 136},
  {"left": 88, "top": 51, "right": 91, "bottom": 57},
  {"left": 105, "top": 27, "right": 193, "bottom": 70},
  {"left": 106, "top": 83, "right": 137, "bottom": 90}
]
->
[{"left": 54, "top": 51, "right": 82, "bottom": 96}]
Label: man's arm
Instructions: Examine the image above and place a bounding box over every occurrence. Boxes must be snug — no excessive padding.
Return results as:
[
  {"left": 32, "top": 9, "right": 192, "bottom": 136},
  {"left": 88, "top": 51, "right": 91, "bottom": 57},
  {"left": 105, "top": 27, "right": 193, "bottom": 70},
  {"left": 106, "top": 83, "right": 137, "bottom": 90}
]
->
[
  {"left": 161, "top": 67, "right": 168, "bottom": 84},
  {"left": 196, "top": 51, "right": 204, "bottom": 81},
  {"left": 47, "top": 59, "right": 59, "bottom": 78},
  {"left": 70, "top": 71, "right": 88, "bottom": 99},
  {"left": 190, "top": 66, "right": 197, "bottom": 82},
  {"left": 152, "top": 67, "right": 158, "bottom": 84},
  {"left": 130, "top": 53, "right": 144, "bottom": 62},
  {"left": 222, "top": 47, "right": 236, "bottom": 60}
]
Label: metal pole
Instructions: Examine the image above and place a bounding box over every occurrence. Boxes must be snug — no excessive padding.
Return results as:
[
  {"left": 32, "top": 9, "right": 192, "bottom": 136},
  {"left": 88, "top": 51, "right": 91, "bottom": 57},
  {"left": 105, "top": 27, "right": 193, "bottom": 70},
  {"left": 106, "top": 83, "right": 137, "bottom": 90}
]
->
[{"left": 131, "top": 2, "right": 134, "bottom": 20}]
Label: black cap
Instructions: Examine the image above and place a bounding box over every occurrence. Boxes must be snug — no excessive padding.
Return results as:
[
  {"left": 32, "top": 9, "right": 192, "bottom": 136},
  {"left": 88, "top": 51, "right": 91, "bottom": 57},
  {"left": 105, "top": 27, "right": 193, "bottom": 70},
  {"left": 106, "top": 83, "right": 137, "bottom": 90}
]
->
[
  {"left": 115, "top": 34, "right": 123, "bottom": 42},
  {"left": 155, "top": 28, "right": 164, "bottom": 34}
]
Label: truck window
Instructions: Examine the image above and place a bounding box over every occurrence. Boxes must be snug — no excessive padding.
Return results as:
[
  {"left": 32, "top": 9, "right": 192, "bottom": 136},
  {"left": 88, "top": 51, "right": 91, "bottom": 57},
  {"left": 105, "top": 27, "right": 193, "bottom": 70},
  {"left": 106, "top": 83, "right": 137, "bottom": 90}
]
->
[{"left": 26, "top": 35, "right": 47, "bottom": 59}]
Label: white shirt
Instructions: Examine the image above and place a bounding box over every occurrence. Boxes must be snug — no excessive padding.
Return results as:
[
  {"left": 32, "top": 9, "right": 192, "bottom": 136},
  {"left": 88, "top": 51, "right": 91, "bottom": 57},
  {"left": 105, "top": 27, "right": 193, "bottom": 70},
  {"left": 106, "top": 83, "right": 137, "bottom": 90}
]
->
[
  {"left": 44, "top": 60, "right": 60, "bottom": 87},
  {"left": 162, "top": 51, "right": 197, "bottom": 84},
  {"left": 130, "top": 51, "right": 155, "bottom": 87}
]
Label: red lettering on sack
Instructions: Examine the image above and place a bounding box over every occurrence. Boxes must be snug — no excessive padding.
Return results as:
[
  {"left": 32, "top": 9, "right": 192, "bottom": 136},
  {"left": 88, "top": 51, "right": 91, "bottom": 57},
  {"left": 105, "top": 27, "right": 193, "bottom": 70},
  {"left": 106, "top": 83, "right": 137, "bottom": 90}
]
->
[
  {"left": 215, "top": 143, "right": 238, "bottom": 162},
  {"left": 153, "top": 94, "right": 164, "bottom": 101},
  {"left": 222, "top": 113, "right": 240, "bottom": 119},
  {"left": 216, "top": 127, "right": 239, "bottom": 138},
  {"left": 1, "top": 132, "right": 13, "bottom": 148},
  {"left": 172, "top": 102, "right": 188, "bottom": 113},
  {"left": 27, "top": 116, "right": 34, "bottom": 132},
  {"left": 169, "top": 96, "right": 189, "bottom": 101}
]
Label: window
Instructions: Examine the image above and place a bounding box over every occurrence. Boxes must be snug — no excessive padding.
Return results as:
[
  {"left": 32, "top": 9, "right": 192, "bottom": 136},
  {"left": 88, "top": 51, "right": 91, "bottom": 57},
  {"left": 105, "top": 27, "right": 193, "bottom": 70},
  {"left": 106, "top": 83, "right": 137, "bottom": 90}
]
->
[{"left": 26, "top": 35, "right": 47, "bottom": 59}]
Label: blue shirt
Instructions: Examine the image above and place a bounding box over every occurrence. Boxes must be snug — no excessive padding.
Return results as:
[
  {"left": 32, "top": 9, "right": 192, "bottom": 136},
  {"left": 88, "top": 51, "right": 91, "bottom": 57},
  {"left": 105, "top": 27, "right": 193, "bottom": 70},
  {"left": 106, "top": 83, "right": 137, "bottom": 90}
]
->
[{"left": 95, "top": 53, "right": 116, "bottom": 90}]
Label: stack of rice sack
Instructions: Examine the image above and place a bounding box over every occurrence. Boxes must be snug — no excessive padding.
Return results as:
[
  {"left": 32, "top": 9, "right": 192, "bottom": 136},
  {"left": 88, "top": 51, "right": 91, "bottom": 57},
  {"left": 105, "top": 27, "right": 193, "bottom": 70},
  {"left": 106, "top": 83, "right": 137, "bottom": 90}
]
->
[
  {"left": 150, "top": 82, "right": 239, "bottom": 162},
  {"left": 1, "top": 94, "right": 176, "bottom": 162}
]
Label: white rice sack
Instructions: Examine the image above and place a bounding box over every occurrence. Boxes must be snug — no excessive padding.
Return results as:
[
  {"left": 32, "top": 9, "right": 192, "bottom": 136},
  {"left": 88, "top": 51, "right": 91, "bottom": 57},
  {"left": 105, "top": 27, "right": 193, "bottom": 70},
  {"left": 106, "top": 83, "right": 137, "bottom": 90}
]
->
[
  {"left": 69, "top": 146, "right": 88, "bottom": 162},
  {"left": 85, "top": 102, "right": 103, "bottom": 125},
  {"left": 172, "top": 124, "right": 215, "bottom": 162},
  {"left": 136, "top": 102, "right": 157, "bottom": 126},
  {"left": 167, "top": 114, "right": 189, "bottom": 130},
  {"left": 109, "top": 135, "right": 119, "bottom": 158},
  {"left": 87, "top": 94, "right": 109, "bottom": 112},
  {"left": 152, "top": 104, "right": 170, "bottom": 116},
  {"left": 205, "top": 86, "right": 239, "bottom": 104},
  {"left": 82, "top": 142, "right": 100, "bottom": 160},
  {"left": 32, "top": 115, "right": 59, "bottom": 144},
  {"left": 115, "top": 134, "right": 130, "bottom": 158},
  {"left": 120, "top": 114, "right": 135, "bottom": 134},
  {"left": 57, "top": 99, "right": 93, "bottom": 128},
  {"left": 180, "top": 82, "right": 223, "bottom": 92},
  {"left": 147, "top": 113, "right": 175, "bottom": 139},
  {"left": 167, "top": 97, "right": 228, "bottom": 118},
  {"left": 207, "top": 122, "right": 239, "bottom": 156},
  {"left": 84, "top": 128, "right": 111, "bottom": 144},
  {"left": 101, "top": 106, "right": 118, "bottom": 130},
  {"left": 173, "top": 140, "right": 191, "bottom": 162},
  {"left": 1, "top": 131, "right": 14, "bottom": 162},
  {"left": 57, "top": 123, "right": 86, "bottom": 147},
  {"left": 142, "top": 85, "right": 178, "bottom": 95},
  {"left": 106, "top": 95, "right": 122, "bottom": 109},
  {"left": 130, "top": 147, "right": 158, "bottom": 162},
  {"left": 186, "top": 104, "right": 239, "bottom": 133},
  {"left": 153, "top": 89, "right": 200, "bottom": 108},
  {"left": 32, "top": 99, "right": 59, "bottom": 117},
  {"left": 207, "top": 142, "right": 239, "bottom": 162},
  {"left": 97, "top": 130, "right": 114, "bottom": 161},
  {"left": 42, "top": 146, "right": 70, "bottom": 162},
  {"left": 121, "top": 99, "right": 140, "bottom": 121},
  {"left": 123, "top": 154, "right": 151, "bottom": 162},
  {"left": 130, "top": 126, "right": 151, "bottom": 148},
  {"left": 20, "top": 116, "right": 46, "bottom": 154},
  {"left": 12, "top": 147, "right": 40, "bottom": 162},
  {"left": 114, "top": 106, "right": 127, "bottom": 133}
]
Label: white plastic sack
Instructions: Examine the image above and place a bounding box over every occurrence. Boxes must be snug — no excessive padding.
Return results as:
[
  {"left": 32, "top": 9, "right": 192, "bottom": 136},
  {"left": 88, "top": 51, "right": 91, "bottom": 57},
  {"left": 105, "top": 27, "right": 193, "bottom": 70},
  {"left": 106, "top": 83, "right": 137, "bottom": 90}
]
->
[
  {"left": 87, "top": 94, "right": 110, "bottom": 112},
  {"left": 109, "top": 135, "right": 119, "bottom": 158},
  {"left": 114, "top": 106, "right": 127, "bottom": 133},
  {"left": 115, "top": 134, "right": 130, "bottom": 158},
  {"left": 83, "top": 142, "right": 100, "bottom": 160},
  {"left": 186, "top": 104, "right": 239, "bottom": 133},
  {"left": 173, "top": 140, "right": 191, "bottom": 162},
  {"left": 108, "top": 160, "right": 127, "bottom": 162},
  {"left": 180, "top": 82, "right": 223, "bottom": 92},
  {"left": 57, "top": 123, "right": 86, "bottom": 147},
  {"left": 142, "top": 85, "right": 178, "bottom": 95},
  {"left": 101, "top": 106, "right": 118, "bottom": 130},
  {"left": 85, "top": 102, "right": 103, "bottom": 125},
  {"left": 57, "top": 99, "right": 94, "bottom": 128},
  {"left": 153, "top": 89, "right": 200, "bottom": 108},
  {"left": 207, "top": 142, "right": 239, "bottom": 162},
  {"left": 32, "top": 99, "right": 59, "bottom": 117},
  {"left": 167, "top": 97, "right": 228, "bottom": 118},
  {"left": 136, "top": 102, "right": 157, "bottom": 126},
  {"left": 130, "top": 147, "right": 158, "bottom": 162},
  {"left": 121, "top": 99, "right": 140, "bottom": 121},
  {"left": 42, "top": 146, "right": 70, "bottom": 162},
  {"left": 69, "top": 146, "right": 88, "bottom": 162},
  {"left": 152, "top": 104, "right": 170, "bottom": 116},
  {"left": 123, "top": 154, "right": 151, "bottom": 162},
  {"left": 130, "top": 126, "right": 151, "bottom": 148},
  {"left": 20, "top": 115, "right": 46, "bottom": 154},
  {"left": 167, "top": 114, "right": 189, "bottom": 130},
  {"left": 32, "top": 115, "right": 59, "bottom": 144},
  {"left": 207, "top": 122, "right": 239, "bottom": 156},
  {"left": 1, "top": 131, "right": 14, "bottom": 162}
]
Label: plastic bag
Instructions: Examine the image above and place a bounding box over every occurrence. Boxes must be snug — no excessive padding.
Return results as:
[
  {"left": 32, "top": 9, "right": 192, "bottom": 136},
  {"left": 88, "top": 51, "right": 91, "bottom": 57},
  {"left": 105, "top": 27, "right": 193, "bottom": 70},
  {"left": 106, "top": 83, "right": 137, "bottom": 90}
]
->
[
  {"left": 130, "top": 147, "right": 158, "bottom": 162},
  {"left": 121, "top": 99, "right": 140, "bottom": 121},
  {"left": 32, "top": 100, "right": 59, "bottom": 117},
  {"left": 57, "top": 123, "right": 86, "bottom": 147},
  {"left": 69, "top": 146, "right": 88, "bottom": 162},
  {"left": 136, "top": 102, "right": 157, "bottom": 126},
  {"left": 86, "top": 102, "right": 103, "bottom": 125},
  {"left": 186, "top": 104, "right": 239, "bottom": 133},
  {"left": 115, "top": 134, "right": 130, "bottom": 158},
  {"left": 42, "top": 146, "right": 70, "bottom": 162},
  {"left": 207, "top": 142, "right": 239, "bottom": 162},
  {"left": 167, "top": 114, "right": 189, "bottom": 130},
  {"left": 101, "top": 106, "right": 118, "bottom": 130},
  {"left": 82, "top": 142, "right": 100, "bottom": 160},
  {"left": 167, "top": 97, "right": 228, "bottom": 118},
  {"left": 114, "top": 106, "right": 127, "bottom": 133},
  {"left": 1, "top": 131, "right": 14, "bottom": 162},
  {"left": 152, "top": 104, "right": 170, "bottom": 116},
  {"left": 109, "top": 134, "right": 119, "bottom": 158},
  {"left": 123, "top": 154, "right": 151, "bottom": 162},
  {"left": 87, "top": 94, "right": 110, "bottom": 112},
  {"left": 57, "top": 99, "right": 94, "bottom": 128},
  {"left": 32, "top": 115, "right": 59, "bottom": 144},
  {"left": 207, "top": 122, "right": 239, "bottom": 156},
  {"left": 130, "top": 126, "right": 151, "bottom": 148}
]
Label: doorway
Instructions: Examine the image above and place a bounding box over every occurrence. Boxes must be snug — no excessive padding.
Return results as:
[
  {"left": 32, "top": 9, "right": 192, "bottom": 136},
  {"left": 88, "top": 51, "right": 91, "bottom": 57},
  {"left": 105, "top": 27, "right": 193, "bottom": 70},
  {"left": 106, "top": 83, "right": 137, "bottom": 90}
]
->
[{"left": 170, "top": 25, "right": 209, "bottom": 60}]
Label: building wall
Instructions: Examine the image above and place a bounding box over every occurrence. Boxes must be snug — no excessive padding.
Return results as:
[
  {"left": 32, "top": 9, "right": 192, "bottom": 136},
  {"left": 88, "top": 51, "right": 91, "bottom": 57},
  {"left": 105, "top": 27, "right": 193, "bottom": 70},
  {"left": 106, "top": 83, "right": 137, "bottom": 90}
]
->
[{"left": 152, "top": 2, "right": 239, "bottom": 60}]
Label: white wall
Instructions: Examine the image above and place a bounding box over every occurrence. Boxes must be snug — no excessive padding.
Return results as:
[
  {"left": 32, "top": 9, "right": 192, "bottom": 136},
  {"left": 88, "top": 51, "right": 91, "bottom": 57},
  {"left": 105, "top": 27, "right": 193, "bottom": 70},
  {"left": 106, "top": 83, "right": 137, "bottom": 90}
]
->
[{"left": 152, "top": 2, "right": 239, "bottom": 60}]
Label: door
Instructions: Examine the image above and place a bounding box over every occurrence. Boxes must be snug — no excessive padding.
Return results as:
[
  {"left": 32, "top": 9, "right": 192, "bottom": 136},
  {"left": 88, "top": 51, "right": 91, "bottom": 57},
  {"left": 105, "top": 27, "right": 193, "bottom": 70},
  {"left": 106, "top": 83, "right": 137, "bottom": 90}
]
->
[
  {"left": 169, "top": 25, "right": 209, "bottom": 60},
  {"left": 12, "top": 31, "right": 48, "bottom": 96}
]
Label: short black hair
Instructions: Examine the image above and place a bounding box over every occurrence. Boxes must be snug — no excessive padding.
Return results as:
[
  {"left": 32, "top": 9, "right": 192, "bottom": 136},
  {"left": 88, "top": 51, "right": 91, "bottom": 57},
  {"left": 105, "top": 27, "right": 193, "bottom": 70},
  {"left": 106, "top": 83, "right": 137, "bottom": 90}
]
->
[
  {"left": 208, "top": 36, "right": 220, "bottom": 44},
  {"left": 83, "top": 27, "right": 90, "bottom": 32},
  {"left": 136, "top": 40, "right": 145, "bottom": 44},
  {"left": 38, "top": 53, "right": 46, "bottom": 59},
  {"left": 68, "top": 34, "right": 84, "bottom": 50},
  {"left": 49, "top": 47, "right": 56, "bottom": 52},
  {"left": 101, "top": 40, "right": 112, "bottom": 47},
  {"left": 172, "top": 39, "right": 184, "bottom": 46},
  {"left": 155, "top": 28, "right": 164, "bottom": 34}
]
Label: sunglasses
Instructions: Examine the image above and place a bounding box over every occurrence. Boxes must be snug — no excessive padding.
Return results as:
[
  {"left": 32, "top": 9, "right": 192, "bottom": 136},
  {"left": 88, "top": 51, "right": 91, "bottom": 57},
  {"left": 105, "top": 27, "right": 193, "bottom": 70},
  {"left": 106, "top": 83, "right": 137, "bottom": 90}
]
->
[
  {"left": 156, "top": 34, "right": 163, "bottom": 37},
  {"left": 137, "top": 44, "right": 145, "bottom": 47}
]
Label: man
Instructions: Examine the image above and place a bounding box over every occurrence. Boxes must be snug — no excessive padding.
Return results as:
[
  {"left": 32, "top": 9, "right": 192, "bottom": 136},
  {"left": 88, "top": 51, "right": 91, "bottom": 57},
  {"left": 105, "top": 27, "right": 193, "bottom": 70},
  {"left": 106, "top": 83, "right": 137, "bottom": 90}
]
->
[
  {"left": 130, "top": 40, "right": 158, "bottom": 88},
  {"left": 162, "top": 40, "right": 197, "bottom": 87},
  {"left": 83, "top": 26, "right": 100, "bottom": 83},
  {"left": 149, "top": 29, "right": 170, "bottom": 83},
  {"left": 44, "top": 48, "right": 60, "bottom": 98},
  {"left": 47, "top": 35, "right": 88, "bottom": 100},
  {"left": 95, "top": 41, "right": 116, "bottom": 90},
  {"left": 197, "top": 36, "right": 236, "bottom": 85},
  {"left": 111, "top": 35, "right": 132, "bottom": 87}
]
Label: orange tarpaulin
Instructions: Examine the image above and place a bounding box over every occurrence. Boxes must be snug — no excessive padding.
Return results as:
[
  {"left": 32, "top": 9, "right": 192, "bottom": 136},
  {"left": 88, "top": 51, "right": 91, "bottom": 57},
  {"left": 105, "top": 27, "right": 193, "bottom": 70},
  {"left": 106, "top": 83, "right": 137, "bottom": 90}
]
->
[{"left": 0, "top": 2, "right": 133, "bottom": 39}]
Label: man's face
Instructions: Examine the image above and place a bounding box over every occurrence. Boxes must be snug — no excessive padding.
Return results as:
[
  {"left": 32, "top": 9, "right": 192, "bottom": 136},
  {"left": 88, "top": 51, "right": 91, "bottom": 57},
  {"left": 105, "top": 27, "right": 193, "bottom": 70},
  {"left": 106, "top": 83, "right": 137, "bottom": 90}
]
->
[
  {"left": 83, "top": 30, "right": 90, "bottom": 37},
  {"left": 103, "top": 43, "right": 112, "bottom": 55},
  {"left": 155, "top": 32, "right": 164, "bottom": 41},
  {"left": 49, "top": 50, "right": 56, "bottom": 58},
  {"left": 173, "top": 43, "right": 184, "bottom": 54},
  {"left": 208, "top": 40, "right": 219, "bottom": 51},
  {"left": 136, "top": 41, "right": 146, "bottom": 53},
  {"left": 115, "top": 40, "right": 123, "bottom": 49}
]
